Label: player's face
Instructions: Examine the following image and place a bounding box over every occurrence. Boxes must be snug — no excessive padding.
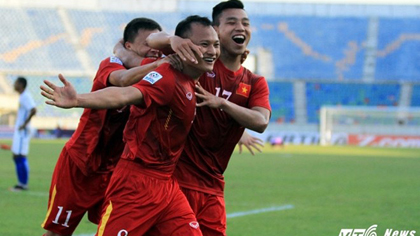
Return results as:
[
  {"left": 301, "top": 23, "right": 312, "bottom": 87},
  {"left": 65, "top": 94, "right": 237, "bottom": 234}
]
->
[
  {"left": 185, "top": 24, "right": 220, "bottom": 73},
  {"left": 13, "top": 81, "right": 21, "bottom": 92},
  {"left": 213, "top": 8, "right": 251, "bottom": 56},
  {"left": 126, "top": 29, "right": 161, "bottom": 59}
]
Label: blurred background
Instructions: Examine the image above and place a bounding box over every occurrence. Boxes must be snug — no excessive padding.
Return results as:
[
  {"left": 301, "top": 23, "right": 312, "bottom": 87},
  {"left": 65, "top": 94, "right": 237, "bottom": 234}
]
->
[{"left": 0, "top": 0, "right": 419, "bottom": 148}]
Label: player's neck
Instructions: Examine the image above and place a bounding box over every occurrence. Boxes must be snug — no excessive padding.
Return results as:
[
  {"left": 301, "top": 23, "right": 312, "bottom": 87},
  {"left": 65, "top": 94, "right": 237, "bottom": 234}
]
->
[
  {"left": 182, "top": 66, "right": 203, "bottom": 81},
  {"left": 219, "top": 52, "right": 241, "bottom": 72}
]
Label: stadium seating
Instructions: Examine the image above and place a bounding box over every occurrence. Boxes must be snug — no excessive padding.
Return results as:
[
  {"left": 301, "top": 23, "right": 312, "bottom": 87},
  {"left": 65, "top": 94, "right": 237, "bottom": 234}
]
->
[
  {"left": 1, "top": 6, "right": 419, "bottom": 125},
  {"left": 411, "top": 85, "right": 420, "bottom": 107},
  {"left": 306, "top": 83, "right": 401, "bottom": 123},
  {"left": 251, "top": 16, "right": 368, "bottom": 80},
  {"left": 267, "top": 82, "right": 295, "bottom": 123},
  {"left": 0, "top": 8, "right": 80, "bottom": 71},
  {"left": 375, "top": 18, "right": 420, "bottom": 81}
]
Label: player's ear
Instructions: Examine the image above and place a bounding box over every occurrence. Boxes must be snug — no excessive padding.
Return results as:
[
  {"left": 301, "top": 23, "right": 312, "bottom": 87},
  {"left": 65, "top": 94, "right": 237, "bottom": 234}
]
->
[{"left": 124, "top": 41, "right": 132, "bottom": 50}]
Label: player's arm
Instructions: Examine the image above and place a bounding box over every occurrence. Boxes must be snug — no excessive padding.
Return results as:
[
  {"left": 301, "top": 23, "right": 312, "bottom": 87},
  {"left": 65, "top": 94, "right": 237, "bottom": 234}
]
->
[
  {"left": 108, "top": 57, "right": 174, "bottom": 87},
  {"left": 108, "top": 55, "right": 183, "bottom": 87},
  {"left": 19, "top": 107, "right": 36, "bottom": 130},
  {"left": 41, "top": 74, "right": 143, "bottom": 109},
  {"left": 146, "top": 31, "right": 202, "bottom": 63},
  {"left": 195, "top": 83, "right": 270, "bottom": 133}
]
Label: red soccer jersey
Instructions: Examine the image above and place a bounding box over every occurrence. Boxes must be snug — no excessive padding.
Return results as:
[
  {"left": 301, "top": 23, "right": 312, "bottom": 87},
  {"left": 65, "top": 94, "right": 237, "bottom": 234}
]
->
[
  {"left": 121, "top": 63, "right": 197, "bottom": 179},
  {"left": 65, "top": 56, "right": 130, "bottom": 175},
  {"left": 173, "top": 59, "right": 271, "bottom": 196}
]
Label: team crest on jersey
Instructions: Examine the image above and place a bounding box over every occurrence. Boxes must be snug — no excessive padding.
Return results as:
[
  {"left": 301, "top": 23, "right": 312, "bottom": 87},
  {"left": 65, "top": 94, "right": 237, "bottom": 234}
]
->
[
  {"left": 206, "top": 71, "right": 216, "bottom": 78},
  {"left": 186, "top": 92, "right": 193, "bottom": 100},
  {"left": 189, "top": 221, "right": 200, "bottom": 229},
  {"left": 236, "top": 82, "right": 251, "bottom": 98},
  {"left": 109, "top": 56, "right": 123, "bottom": 65},
  {"left": 143, "top": 71, "right": 163, "bottom": 84}
]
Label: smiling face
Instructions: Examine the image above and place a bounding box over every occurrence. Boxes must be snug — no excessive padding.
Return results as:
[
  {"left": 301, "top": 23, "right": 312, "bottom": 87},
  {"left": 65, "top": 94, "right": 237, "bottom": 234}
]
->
[
  {"left": 125, "top": 29, "right": 161, "bottom": 59},
  {"left": 213, "top": 8, "right": 251, "bottom": 57},
  {"left": 182, "top": 23, "right": 220, "bottom": 78}
]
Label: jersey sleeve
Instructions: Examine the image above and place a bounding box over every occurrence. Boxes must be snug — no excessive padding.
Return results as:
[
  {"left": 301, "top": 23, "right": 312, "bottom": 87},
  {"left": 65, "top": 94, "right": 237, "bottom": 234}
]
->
[
  {"left": 93, "top": 57, "right": 126, "bottom": 89},
  {"left": 249, "top": 76, "right": 271, "bottom": 111},
  {"left": 131, "top": 64, "right": 175, "bottom": 109}
]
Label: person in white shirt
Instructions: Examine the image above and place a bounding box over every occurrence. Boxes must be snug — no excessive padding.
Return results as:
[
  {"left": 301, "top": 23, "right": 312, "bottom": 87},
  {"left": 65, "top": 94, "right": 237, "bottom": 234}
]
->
[{"left": 11, "top": 76, "right": 36, "bottom": 191}]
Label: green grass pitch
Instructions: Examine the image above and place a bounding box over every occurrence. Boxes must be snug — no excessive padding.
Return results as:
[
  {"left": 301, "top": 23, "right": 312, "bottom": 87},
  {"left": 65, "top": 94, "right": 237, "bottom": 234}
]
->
[{"left": 0, "top": 139, "right": 419, "bottom": 235}]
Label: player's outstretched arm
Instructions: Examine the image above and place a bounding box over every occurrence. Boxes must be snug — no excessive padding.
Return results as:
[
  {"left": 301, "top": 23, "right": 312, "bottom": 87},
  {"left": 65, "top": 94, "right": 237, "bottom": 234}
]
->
[
  {"left": 238, "top": 131, "right": 264, "bottom": 155},
  {"left": 146, "top": 32, "right": 202, "bottom": 63},
  {"left": 195, "top": 82, "right": 270, "bottom": 133},
  {"left": 41, "top": 74, "right": 143, "bottom": 109}
]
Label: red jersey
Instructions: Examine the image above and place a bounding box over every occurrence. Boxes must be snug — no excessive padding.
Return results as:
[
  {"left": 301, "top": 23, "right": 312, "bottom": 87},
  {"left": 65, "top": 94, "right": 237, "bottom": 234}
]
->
[
  {"left": 121, "top": 63, "right": 197, "bottom": 179},
  {"left": 65, "top": 56, "right": 130, "bottom": 175},
  {"left": 173, "top": 60, "right": 271, "bottom": 196}
]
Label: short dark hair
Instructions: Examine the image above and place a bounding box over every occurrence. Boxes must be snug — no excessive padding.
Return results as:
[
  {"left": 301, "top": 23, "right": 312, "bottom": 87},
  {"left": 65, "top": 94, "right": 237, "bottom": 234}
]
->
[
  {"left": 16, "top": 76, "right": 27, "bottom": 89},
  {"left": 175, "top": 15, "right": 212, "bottom": 38},
  {"left": 123, "top": 18, "right": 162, "bottom": 43},
  {"left": 212, "top": 0, "right": 244, "bottom": 26}
]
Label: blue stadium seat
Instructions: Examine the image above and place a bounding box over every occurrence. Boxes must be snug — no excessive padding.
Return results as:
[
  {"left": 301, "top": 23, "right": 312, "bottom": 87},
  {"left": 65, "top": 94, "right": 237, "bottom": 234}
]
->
[
  {"left": 375, "top": 19, "right": 420, "bottom": 81},
  {"left": 411, "top": 85, "right": 420, "bottom": 107},
  {"left": 306, "top": 83, "right": 401, "bottom": 123},
  {"left": 250, "top": 16, "right": 368, "bottom": 80},
  {"left": 0, "top": 8, "right": 80, "bottom": 71},
  {"left": 268, "top": 82, "right": 295, "bottom": 123}
]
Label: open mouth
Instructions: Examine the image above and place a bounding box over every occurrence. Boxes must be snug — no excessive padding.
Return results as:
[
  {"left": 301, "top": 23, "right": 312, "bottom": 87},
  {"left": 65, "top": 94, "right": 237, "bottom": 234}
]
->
[
  {"left": 232, "top": 35, "right": 245, "bottom": 44},
  {"left": 203, "top": 57, "right": 216, "bottom": 63}
]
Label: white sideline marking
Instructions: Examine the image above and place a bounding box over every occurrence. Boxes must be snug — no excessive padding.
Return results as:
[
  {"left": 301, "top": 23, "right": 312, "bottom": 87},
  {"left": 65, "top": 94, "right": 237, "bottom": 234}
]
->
[
  {"left": 26, "top": 191, "right": 49, "bottom": 197},
  {"left": 5, "top": 189, "right": 48, "bottom": 197},
  {"left": 73, "top": 205, "right": 295, "bottom": 236},
  {"left": 226, "top": 204, "right": 294, "bottom": 218}
]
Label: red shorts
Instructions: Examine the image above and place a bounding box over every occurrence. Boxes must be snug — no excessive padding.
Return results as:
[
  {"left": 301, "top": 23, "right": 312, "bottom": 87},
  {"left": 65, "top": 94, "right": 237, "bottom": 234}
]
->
[
  {"left": 96, "top": 159, "right": 202, "bottom": 236},
  {"left": 181, "top": 187, "right": 227, "bottom": 236},
  {"left": 42, "top": 147, "right": 112, "bottom": 235}
]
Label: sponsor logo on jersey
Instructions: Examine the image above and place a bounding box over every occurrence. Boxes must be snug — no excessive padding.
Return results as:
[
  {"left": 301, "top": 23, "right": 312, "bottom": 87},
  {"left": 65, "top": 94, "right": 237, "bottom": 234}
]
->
[
  {"left": 236, "top": 82, "right": 251, "bottom": 98},
  {"left": 143, "top": 71, "right": 163, "bottom": 84},
  {"left": 186, "top": 92, "right": 193, "bottom": 100},
  {"left": 189, "top": 221, "right": 200, "bottom": 229},
  {"left": 109, "top": 56, "right": 123, "bottom": 65}
]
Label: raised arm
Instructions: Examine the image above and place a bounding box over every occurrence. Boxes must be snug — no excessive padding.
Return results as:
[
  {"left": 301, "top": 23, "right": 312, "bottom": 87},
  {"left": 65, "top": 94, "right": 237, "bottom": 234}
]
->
[
  {"left": 195, "top": 83, "right": 270, "bottom": 133},
  {"left": 41, "top": 74, "right": 143, "bottom": 110},
  {"left": 146, "top": 31, "right": 203, "bottom": 63}
]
